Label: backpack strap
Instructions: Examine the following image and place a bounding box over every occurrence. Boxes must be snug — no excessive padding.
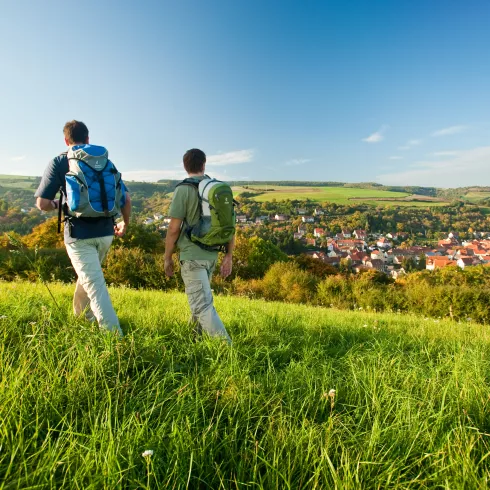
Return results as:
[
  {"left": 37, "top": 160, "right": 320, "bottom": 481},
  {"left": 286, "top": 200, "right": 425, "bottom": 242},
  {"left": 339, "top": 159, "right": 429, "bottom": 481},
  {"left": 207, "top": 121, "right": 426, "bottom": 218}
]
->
[
  {"left": 174, "top": 178, "right": 203, "bottom": 242},
  {"left": 58, "top": 152, "right": 69, "bottom": 234},
  {"left": 175, "top": 178, "right": 200, "bottom": 190}
]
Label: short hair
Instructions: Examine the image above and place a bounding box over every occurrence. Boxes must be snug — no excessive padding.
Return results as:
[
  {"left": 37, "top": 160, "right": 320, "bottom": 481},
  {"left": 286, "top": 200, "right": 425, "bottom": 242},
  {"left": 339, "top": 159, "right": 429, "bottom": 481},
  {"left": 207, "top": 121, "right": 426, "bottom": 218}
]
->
[
  {"left": 183, "top": 149, "right": 206, "bottom": 174},
  {"left": 63, "top": 120, "right": 89, "bottom": 145}
]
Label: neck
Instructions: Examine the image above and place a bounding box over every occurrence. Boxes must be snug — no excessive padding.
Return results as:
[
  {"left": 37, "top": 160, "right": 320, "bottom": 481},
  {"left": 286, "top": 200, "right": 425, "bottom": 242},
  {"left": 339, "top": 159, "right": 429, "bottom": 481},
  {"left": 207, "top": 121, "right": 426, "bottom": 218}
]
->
[{"left": 188, "top": 172, "right": 205, "bottom": 177}]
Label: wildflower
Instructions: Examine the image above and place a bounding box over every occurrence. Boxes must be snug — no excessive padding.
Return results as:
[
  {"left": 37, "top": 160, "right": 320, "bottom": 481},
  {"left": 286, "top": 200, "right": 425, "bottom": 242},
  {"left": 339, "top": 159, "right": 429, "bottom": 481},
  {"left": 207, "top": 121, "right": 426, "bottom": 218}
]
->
[
  {"left": 328, "top": 389, "right": 336, "bottom": 398},
  {"left": 363, "top": 324, "right": 368, "bottom": 328},
  {"left": 142, "top": 450, "right": 153, "bottom": 458},
  {"left": 466, "top": 317, "right": 472, "bottom": 322},
  {"left": 0, "top": 315, "right": 7, "bottom": 320},
  {"left": 359, "top": 307, "right": 363, "bottom": 310}
]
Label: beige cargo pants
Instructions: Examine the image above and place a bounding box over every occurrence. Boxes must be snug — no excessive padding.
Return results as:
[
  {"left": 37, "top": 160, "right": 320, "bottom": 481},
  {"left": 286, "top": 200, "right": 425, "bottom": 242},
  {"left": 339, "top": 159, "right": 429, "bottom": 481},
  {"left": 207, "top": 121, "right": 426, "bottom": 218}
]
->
[
  {"left": 65, "top": 236, "right": 122, "bottom": 336},
  {"left": 180, "top": 259, "right": 231, "bottom": 344}
]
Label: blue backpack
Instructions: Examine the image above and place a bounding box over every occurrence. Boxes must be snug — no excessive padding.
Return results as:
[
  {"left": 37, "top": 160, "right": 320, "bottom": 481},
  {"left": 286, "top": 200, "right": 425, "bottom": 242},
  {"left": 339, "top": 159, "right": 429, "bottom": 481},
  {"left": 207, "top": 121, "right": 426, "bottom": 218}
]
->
[{"left": 63, "top": 144, "right": 125, "bottom": 219}]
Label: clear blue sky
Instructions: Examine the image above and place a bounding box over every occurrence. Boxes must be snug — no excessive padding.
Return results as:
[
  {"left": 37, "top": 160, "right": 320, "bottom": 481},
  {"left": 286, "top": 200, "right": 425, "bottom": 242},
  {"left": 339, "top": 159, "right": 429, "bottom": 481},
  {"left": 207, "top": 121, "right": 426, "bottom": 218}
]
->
[{"left": 1, "top": 0, "right": 489, "bottom": 187}]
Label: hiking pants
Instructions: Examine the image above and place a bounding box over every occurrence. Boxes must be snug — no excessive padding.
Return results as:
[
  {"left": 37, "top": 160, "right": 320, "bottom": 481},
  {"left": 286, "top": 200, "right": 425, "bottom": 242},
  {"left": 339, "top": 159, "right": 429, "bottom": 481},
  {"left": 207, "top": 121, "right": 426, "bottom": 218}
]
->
[
  {"left": 65, "top": 236, "right": 122, "bottom": 336},
  {"left": 180, "top": 259, "right": 231, "bottom": 343}
]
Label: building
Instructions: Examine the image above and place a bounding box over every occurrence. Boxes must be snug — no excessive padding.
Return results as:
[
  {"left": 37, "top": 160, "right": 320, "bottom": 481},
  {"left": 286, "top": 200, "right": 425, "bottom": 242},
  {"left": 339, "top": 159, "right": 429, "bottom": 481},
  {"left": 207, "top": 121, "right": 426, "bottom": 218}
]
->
[
  {"left": 457, "top": 257, "right": 480, "bottom": 270},
  {"left": 426, "top": 257, "right": 457, "bottom": 270},
  {"left": 377, "top": 237, "right": 392, "bottom": 249},
  {"left": 274, "top": 214, "right": 288, "bottom": 221}
]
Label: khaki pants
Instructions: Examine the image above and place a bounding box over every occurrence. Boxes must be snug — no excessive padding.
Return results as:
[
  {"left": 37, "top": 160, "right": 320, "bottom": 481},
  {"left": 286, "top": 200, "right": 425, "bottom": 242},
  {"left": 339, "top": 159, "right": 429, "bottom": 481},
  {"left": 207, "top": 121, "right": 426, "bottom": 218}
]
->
[
  {"left": 65, "top": 236, "right": 122, "bottom": 336},
  {"left": 180, "top": 259, "right": 231, "bottom": 343}
]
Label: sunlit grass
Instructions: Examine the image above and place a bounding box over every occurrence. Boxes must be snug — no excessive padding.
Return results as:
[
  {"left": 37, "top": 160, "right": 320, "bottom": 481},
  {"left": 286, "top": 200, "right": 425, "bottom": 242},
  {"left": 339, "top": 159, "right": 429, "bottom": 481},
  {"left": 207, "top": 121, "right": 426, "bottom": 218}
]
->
[{"left": 1, "top": 281, "right": 489, "bottom": 488}]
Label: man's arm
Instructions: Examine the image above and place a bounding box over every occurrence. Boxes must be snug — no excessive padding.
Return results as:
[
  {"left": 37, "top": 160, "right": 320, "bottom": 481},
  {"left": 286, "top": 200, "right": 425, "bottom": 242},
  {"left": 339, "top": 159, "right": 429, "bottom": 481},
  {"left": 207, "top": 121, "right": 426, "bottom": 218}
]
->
[
  {"left": 164, "top": 217, "right": 183, "bottom": 277},
  {"left": 115, "top": 192, "right": 131, "bottom": 237},
  {"left": 220, "top": 234, "right": 235, "bottom": 278},
  {"left": 36, "top": 197, "right": 58, "bottom": 212},
  {"left": 35, "top": 158, "right": 64, "bottom": 211}
]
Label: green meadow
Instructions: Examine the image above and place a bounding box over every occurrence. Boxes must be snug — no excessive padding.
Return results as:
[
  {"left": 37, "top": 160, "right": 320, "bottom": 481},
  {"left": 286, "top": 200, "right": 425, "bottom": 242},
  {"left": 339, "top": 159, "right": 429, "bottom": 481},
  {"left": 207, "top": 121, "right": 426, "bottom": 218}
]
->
[
  {"left": 233, "top": 185, "right": 453, "bottom": 207},
  {"left": 1, "top": 281, "right": 490, "bottom": 488},
  {"left": 0, "top": 175, "right": 39, "bottom": 190}
]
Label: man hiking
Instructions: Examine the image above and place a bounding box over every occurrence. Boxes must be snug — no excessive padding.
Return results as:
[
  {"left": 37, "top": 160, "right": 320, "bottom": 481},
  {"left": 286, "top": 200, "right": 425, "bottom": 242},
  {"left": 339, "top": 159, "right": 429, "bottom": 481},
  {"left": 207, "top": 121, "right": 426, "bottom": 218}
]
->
[
  {"left": 35, "top": 120, "right": 131, "bottom": 336},
  {"left": 165, "top": 148, "right": 235, "bottom": 344}
]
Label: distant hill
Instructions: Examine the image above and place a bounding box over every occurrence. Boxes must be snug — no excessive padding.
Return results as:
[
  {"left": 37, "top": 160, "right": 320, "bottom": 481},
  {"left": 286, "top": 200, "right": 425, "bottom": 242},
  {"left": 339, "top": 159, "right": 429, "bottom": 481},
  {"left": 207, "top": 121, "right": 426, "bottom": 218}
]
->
[{"left": 2, "top": 174, "right": 489, "bottom": 208}]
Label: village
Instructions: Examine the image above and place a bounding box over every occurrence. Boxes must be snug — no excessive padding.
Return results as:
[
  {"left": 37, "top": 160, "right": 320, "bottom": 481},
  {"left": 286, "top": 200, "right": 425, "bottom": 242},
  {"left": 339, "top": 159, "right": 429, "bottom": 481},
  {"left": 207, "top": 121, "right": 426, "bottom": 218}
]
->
[{"left": 140, "top": 206, "right": 490, "bottom": 278}]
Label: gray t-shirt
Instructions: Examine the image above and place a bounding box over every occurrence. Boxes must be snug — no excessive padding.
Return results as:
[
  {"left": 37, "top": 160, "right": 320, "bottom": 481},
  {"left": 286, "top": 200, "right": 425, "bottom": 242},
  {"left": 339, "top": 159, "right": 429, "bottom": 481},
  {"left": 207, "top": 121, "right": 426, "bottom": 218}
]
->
[{"left": 35, "top": 153, "right": 123, "bottom": 244}]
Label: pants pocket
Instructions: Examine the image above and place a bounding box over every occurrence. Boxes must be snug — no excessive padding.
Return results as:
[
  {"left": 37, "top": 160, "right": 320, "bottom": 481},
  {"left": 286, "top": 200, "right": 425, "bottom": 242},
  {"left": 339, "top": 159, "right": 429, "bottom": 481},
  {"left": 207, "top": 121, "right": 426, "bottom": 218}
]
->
[{"left": 185, "top": 280, "right": 208, "bottom": 314}]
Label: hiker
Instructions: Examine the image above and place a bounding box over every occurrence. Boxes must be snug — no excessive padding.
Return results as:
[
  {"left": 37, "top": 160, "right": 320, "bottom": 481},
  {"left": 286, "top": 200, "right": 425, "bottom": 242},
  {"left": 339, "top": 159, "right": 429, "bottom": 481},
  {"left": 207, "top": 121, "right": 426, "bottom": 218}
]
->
[
  {"left": 164, "top": 148, "right": 235, "bottom": 344},
  {"left": 35, "top": 120, "right": 131, "bottom": 336}
]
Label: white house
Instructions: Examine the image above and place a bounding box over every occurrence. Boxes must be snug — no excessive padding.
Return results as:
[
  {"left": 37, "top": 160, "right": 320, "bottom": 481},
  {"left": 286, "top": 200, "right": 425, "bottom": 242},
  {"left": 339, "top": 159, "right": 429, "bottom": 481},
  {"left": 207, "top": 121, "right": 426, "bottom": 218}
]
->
[
  {"left": 457, "top": 257, "right": 480, "bottom": 269},
  {"left": 377, "top": 237, "right": 392, "bottom": 249},
  {"left": 371, "top": 250, "right": 386, "bottom": 262}
]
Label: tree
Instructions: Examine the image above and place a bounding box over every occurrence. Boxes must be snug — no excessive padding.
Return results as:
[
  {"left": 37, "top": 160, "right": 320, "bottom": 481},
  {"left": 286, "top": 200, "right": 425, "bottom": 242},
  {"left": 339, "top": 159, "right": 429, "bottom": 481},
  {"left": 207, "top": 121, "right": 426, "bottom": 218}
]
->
[
  {"left": 233, "top": 234, "right": 288, "bottom": 279},
  {"left": 23, "top": 217, "right": 64, "bottom": 249}
]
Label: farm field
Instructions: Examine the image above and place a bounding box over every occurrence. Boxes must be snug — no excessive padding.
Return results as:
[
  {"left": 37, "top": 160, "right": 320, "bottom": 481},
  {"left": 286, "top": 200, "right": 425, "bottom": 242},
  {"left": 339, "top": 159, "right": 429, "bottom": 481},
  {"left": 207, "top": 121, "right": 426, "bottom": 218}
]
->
[
  {"left": 464, "top": 191, "right": 490, "bottom": 202},
  {"left": 233, "top": 185, "right": 453, "bottom": 207},
  {"left": 1, "top": 281, "right": 489, "bottom": 488},
  {"left": 0, "top": 174, "right": 39, "bottom": 190}
]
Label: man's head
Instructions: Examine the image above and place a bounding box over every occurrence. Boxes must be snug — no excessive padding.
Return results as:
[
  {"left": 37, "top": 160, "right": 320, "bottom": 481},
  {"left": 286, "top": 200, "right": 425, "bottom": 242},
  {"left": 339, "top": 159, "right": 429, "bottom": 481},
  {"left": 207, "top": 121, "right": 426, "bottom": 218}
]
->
[
  {"left": 183, "top": 148, "right": 206, "bottom": 175},
  {"left": 63, "top": 120, "right": 89, "bottom": 146}
]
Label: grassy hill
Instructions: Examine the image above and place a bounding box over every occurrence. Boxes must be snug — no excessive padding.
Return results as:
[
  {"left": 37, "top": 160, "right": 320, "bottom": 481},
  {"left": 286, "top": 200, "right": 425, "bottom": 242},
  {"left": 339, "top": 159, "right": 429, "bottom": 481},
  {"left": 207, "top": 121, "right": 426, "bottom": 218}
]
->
[
  {"left": 232, "top": 185, "right": 453, "bottom": 207},
  {"left": 1, "top": 281, "right": 489, "bottom": 488},
  {"left": 0, "top": 174, "right": 40, "bottom": 190}
]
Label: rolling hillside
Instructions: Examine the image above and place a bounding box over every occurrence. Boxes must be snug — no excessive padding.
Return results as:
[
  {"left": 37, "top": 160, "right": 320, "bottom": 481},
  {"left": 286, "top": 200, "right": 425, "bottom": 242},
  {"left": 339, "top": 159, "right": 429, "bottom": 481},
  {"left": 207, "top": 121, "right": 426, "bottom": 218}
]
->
[{"left": 1, "top": 281, "right": 489, "bottom": 488}]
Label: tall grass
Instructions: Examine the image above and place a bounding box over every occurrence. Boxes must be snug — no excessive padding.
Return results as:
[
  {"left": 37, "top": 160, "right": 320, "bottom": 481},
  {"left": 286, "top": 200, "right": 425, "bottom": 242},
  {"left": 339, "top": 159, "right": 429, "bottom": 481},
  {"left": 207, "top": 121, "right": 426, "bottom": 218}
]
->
[{"left": 1, "top": 281, "right": 489, "bottom": 489}]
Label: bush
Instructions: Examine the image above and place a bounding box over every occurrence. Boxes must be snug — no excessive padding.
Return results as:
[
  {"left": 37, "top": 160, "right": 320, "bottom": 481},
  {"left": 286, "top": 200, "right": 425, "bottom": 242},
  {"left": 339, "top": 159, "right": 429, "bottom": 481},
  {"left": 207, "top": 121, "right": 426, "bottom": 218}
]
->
[
  {"left": 260, "top": 262, "right": 318, "bottom": 304},
  {"left": 103, "top": 247, "right": 182, "bottom": 290}
]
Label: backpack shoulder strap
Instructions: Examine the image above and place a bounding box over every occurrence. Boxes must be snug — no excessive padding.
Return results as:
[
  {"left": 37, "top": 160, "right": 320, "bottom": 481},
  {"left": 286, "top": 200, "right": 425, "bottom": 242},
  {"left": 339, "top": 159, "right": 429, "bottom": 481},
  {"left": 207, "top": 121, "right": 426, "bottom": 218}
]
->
[
  {"left": 175, "top": 178, "right": 200, "bottom": 190},
  {"left": 57, "top": 152, "right": 69, "bottom": 234}
]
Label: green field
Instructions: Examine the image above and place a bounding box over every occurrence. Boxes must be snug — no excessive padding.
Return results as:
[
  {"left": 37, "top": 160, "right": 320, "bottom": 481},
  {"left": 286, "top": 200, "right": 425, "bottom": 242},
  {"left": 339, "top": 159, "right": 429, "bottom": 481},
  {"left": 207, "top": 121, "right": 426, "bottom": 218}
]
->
[
  {"left": 464, "top": 191, "right": 490, "bottom": 202},
  {"left": 233, "top": 185, "right": 451, "bottom": 207},
  {"left": 1, "top": 281, "right": 489, "bottom": 488},
  {"left": 0, "top": 174, "right": 39, "bottom": 190}
]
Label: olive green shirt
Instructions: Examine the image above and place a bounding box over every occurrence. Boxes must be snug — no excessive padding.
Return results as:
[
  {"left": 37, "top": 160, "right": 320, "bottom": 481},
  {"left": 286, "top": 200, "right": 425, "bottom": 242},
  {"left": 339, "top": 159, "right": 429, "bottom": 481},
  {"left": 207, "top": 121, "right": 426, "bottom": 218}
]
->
[{"left": 169, "top": 177, "right": 218, "bottom": 261}]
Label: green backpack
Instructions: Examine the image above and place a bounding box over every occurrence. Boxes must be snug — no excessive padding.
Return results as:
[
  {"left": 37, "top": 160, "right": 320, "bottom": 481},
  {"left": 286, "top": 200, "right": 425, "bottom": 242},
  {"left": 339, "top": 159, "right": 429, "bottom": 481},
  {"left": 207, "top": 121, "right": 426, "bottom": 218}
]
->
[{"left": 176, "top": 176, "right": 236, "bottom": 251}]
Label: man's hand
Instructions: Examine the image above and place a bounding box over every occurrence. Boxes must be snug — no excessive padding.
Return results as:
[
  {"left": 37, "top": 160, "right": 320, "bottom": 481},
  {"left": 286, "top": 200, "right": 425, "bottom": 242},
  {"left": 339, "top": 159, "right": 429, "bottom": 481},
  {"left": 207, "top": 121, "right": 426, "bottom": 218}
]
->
[
  {"left": 36, "top": 197, "right": 59, "bottom": 212},
  {"left": 220, "top": 254, "right": 233, "bottom": 278},
  {"left": 165, "top": 258, "right": 174, "bottom": 277},
  {"left": 114, "top": 221, "right": 127, "bottom": 238}
]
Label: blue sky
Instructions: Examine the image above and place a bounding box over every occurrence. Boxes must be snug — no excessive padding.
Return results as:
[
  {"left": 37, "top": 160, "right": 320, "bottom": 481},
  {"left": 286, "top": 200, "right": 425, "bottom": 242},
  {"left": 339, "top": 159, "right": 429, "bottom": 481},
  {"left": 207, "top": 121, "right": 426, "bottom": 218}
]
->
[{"left": 0, "top": 0, "right": 489, "bottom": 187}]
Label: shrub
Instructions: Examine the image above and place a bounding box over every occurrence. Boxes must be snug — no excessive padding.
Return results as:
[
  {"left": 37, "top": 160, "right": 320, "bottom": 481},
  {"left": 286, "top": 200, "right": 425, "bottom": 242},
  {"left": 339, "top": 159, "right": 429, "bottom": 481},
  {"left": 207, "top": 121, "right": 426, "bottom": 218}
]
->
[{"left": 261, "top": 262, "right": 318, "bottom": 304}]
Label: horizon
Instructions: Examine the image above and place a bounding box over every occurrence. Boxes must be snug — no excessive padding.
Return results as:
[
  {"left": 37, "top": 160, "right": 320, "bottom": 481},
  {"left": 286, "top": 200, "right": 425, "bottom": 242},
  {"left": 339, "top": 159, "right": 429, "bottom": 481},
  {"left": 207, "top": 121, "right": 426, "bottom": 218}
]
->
[
  {"left": 2, "top": 172, "right": 489, "bottom": 191},
  {"left": 1, "top": 1, "right": 489, "bottom": 187}
]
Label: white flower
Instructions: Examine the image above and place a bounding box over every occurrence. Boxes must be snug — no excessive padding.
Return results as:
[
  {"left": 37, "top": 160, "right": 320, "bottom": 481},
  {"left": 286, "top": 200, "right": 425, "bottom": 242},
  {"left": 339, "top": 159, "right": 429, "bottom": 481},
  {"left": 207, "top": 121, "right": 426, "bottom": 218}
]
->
[
  {"left": 142, "top": 450, "right": 153, "bottom": 458},
  {"left": 328, "top": 389, "right": 336, "bottom": 398},
  {"left": 363, "top": 324, "right": 368, "bottom": 328},
  {"left": 0, "top": 315, "right": 7, "bottom": 320}
]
